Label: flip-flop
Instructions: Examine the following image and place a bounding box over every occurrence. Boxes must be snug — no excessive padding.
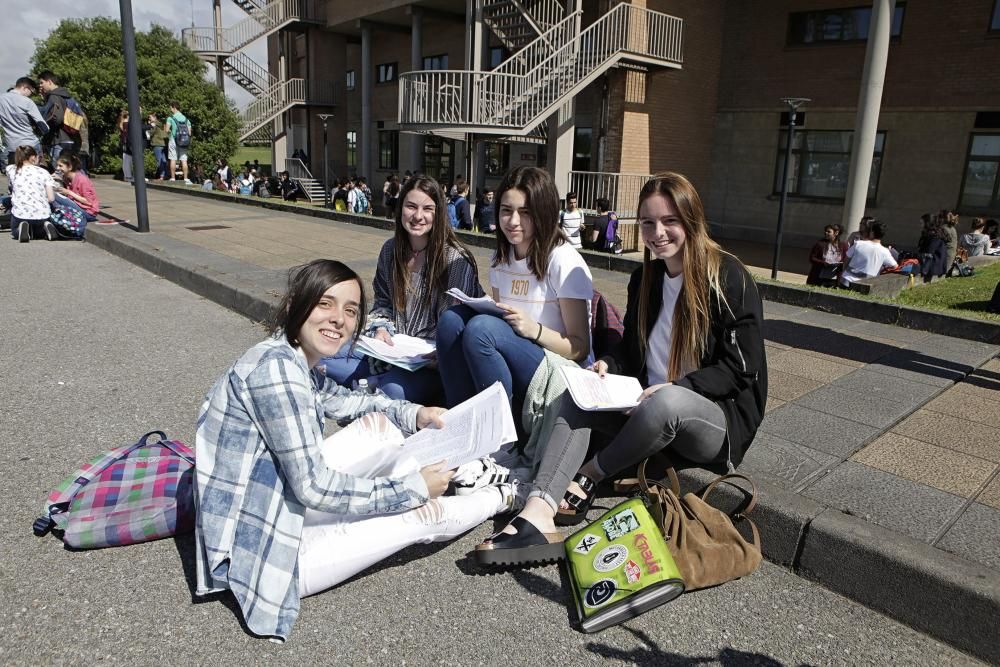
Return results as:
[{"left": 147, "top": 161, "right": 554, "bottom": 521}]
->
[{"left": 475, "top": 516, "right": 565, "bottom": 565}]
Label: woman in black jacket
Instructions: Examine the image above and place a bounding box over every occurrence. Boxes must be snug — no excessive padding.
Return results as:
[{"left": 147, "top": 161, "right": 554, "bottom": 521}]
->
[
  {"left": 918, "top": 214, "right": 949, "bottom": 280},
  {"left": 476, "top": 172, "right": 768, "bottom": 566}
]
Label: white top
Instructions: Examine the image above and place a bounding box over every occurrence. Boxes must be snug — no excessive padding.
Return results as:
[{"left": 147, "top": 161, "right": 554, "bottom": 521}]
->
[
  {"left": 560, "top": 209, "right": 585, "bottom": 249},
  {"left": 6, "top": 163, "right": 52, "bottom": 220},
  {"left": 646, "top": 271, "right": 685, "bottom": 386},
  {"left": 489, "top": 242, "right": 594, "bottom": 363},
  {"left": 840, "top": 240, "right": 897, "bottom": 285}
]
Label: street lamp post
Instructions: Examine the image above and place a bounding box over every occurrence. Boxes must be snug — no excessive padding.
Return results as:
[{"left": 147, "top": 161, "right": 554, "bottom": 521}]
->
[
  {"left": 318, "top": 114, "right": 333, "bottom": 208},
  {"left": 119, "top": 0, "right": 150, "bottom": 232},
  {"left": 771, "top": 97, "right": 810, "bottom": 280}
]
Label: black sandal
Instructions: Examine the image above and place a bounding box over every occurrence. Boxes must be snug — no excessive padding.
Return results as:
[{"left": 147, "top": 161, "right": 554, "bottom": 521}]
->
[
  {"left": 554, "top": 473, "right": 597, "bottom": 526},
  {"left": 475, "top": 516, "right": 565, "bottom": 566}
]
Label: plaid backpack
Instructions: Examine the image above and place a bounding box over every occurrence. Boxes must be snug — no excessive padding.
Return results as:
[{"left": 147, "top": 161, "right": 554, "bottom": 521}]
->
[{"left": 33, "top": 431, "right": 195, "bottom": 549}]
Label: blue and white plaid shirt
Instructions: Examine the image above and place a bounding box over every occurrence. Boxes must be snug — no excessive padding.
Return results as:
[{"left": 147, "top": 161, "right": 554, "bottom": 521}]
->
[{"left": 194, "top": 336, "right": 428, "bottom": 641}]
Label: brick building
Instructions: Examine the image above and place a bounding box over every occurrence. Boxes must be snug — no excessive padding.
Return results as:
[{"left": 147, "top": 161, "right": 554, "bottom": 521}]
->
[{"left": 189, "top": 0, "right": 1000, "bottom": 248}]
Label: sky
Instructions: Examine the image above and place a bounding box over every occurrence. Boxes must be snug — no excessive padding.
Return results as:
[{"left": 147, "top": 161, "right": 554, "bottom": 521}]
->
[{"left": 0, "top": 0, "right": 264, "bottom": 108}]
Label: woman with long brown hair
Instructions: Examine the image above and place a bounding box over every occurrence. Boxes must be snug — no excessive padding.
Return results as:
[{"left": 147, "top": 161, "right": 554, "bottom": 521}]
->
[
  {"left": 5, "top": 145, "right": 55, "bottom": 242},
  {"left": 321, "top": 174, "right": 482, "bottom": 405},
  {"left": 476, "top": 172, "right": 767, "bottom": 565}
]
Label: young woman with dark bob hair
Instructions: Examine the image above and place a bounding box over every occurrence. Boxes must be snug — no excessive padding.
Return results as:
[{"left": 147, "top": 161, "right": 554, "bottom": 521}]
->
[
  {"left": 476, "top": 172, "right": 768, "bottom": 565},
  {"left": 435, "top": 166, "right": 593, "bottom": 415},
  {"left": 195, "top": 259, "right": 516, "bottom": 642},
  {"left": 321, "top": 174, "right": 483, "bottom": 405}
]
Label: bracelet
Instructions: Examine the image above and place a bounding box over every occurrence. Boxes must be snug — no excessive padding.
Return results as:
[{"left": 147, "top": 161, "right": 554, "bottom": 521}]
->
[{"left": 533, "top": 323, "right": 543, "bottom": 343}]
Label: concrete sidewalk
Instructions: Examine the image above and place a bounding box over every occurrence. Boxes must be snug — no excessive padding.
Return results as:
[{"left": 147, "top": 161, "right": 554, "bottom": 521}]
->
[{"left": 89, "top": 181, "right": 1000, "bottom": 661}]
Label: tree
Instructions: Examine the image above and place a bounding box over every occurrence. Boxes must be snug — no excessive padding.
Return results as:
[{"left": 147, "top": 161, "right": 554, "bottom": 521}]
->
[{"left": 30, "top": 17, "right": 240, "bottom": 174}]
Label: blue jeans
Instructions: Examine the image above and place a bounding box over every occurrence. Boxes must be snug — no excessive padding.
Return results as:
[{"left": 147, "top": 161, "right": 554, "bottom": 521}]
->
[
  {"left": 320, "top": 345, "right": 444, "bottom": 405},
  {"left": 435, "top": 305, "right": 545, "bottom": 410},
  {"left": 153, "top": 146, "right": 167, "bottom": 179},
  {"left": 54, "top": 195, "right": 97, "bottom": 222}
]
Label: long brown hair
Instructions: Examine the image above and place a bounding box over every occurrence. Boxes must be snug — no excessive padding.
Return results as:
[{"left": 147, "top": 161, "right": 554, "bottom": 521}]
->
[
  {"left": 391, "top": 175, "right": 477, "bottom": 312},
  {"left": 636, "top": 172, "right": 734, "bottom": 381},
  {"left": 14, "top": 145, "right": 38, "bottom": 172},
  {"left": 493, "top": 166, "right": 563, "bottom": 280}
]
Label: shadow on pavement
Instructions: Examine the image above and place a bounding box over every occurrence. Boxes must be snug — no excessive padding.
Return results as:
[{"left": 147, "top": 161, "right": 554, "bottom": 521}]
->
[{"left": 586, "top": 627, "right": 789, "bottom": 666}]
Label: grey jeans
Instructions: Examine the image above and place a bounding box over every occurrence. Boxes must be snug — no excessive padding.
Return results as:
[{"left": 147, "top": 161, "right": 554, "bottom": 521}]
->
[{"left": 530, "top": 384, "right": 728, "bottom": 511}]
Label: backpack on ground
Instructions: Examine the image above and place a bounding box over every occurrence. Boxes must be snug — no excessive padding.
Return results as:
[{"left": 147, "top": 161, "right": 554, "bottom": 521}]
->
[
  {"left": 50, "top": 200, "right": 87, "bottom": 239},
  {"left": 447, "top": 197, "right": 459, "bottom": 228},
  {"left": 33, "top": 430, "right": 195, "bottom": 549},
  {"left": 174, "top": 119, "right": 192, "bottom": 148},
  {"left": 61, "top": 97, "right": 86, "bottom": 139},
  {"left": 949, "top": 259, "right": 974, "bottom": 278},
  {"left": 353, "top": 187, "right": 369, "bottom": 214}
]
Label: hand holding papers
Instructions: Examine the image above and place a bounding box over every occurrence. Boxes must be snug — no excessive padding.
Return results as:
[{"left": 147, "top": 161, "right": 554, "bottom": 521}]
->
[
  {"left": 403, "top": 382, "right": 517, "bottom": 468},
  {"left": 445, "top": 288, "right": 507, "bottom": 317},
  {"left": 559, "top": 366, "right": 644, "bottom": 411},
  {"left": 356, "top": 333, "right": 436, "bottom": 371}
]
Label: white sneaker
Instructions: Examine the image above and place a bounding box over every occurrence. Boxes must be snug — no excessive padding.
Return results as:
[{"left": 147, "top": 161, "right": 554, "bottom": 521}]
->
[
  {"left": 43, "top": 220, "right": 58, "bottom": 241},
  {"left": 494, "top": 480, "right": 524, "bottom": 514},
  {"left": 452, "top": 456, "right": 510, "bottom": 496},
  {"left": 184, "top": 178, "right": 193, "bottom": 185}
]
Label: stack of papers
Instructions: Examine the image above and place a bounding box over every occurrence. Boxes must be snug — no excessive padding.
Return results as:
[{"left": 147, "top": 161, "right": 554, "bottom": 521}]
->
[
  {"left": 559, "top": 366, "right": 644, "bottom": 411},
  {"left": 446, "top": 288, "right": 506, "bottom": 316},
  {"left": 356, "top": 333, "right": 436, "bottom": 371}
]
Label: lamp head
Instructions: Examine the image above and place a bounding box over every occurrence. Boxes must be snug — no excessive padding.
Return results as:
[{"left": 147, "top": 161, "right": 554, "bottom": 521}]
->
[{"left": 780, "top": 97, "right": 811, "bottom": 110}]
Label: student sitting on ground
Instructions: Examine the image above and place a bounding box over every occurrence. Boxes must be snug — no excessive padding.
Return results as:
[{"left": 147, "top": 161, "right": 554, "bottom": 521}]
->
[
  {"left": 806, "top": 224, "right": 847, "bottom": 287},
  {"left": 55, "top": 153, "right": 99, "bottom": 222},
  {"left": 321, "top": 175, "right": 483, "bottom": 405},
  {"left": 6, "top": 145, "right": 55, "bottom": 242},
  {"left": 278, "top": 171, "right": 302, "bottom": 201},
  {"left": 559, "top": 191, "right": 585, "bottom": 250},
  {"left": 475, "top": 172, "right": 767, "bottom": 565},
  {"left": 839, "top": 219, "right": 897, "bottom": 287},
  {"left": 918, "top": 214, "right": 949, "bottom": 279},
  {"left": 586, "top": 197, "right": 619, "bottom": 252},
  {"left": 435, "top": 166, "right": 593, "bottom": 415},
  {"left": 846, "top": 216, "right": 872, "bottom": 247},
  {"left": 194, "top": 259, "right": 516, "bottom": 642},
  {"left": 960, "top": 217, "right": 992, "bottom": 258}
]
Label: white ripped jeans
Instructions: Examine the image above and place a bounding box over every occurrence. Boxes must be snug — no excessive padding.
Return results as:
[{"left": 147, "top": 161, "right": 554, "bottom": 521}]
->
[{"left": 298, "top": 413, "right": 503, "bottom": 598}]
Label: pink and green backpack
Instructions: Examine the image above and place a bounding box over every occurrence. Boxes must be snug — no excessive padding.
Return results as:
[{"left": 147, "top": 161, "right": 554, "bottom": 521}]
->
[{"left": 33, "top": 431, "right": 195, "bottom": 549}]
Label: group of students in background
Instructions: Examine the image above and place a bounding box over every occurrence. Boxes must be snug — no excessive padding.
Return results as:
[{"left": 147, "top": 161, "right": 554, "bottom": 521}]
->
[
  {"left": 194, "top": 166, "right": 767, "bottom": 641},
  {"left": 807, "top": 211, "right": 999, "bottom": 288}
]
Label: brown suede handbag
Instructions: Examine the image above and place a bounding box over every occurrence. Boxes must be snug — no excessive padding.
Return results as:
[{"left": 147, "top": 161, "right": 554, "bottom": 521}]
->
[{"left": 637, "top": 459, "right": 762, "bottom": 591}]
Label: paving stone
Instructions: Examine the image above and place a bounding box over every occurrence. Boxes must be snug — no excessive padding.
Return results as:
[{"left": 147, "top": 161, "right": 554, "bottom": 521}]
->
[
  {"left": 902, "top": 335, "right": 999, "bottom": 369},
  {"left": 976, "top": 474, "right": 1000, "bottom": 510},
  {"left": 951, "top": 372, "right": 1000, "bottom": 402},
  {"left": 923, "top": 387, "right": 1000, "bottom": 429},
  {"left": 798, "top": 330, "right": 900, "bottom": 365},
  {"left": 801, "top": 461, "right": 966, "bottom": 543},
  {"left": 864, "top": 351, "right": 968, "bottom": 388},
  {"left": 848, "top": 319, "right": 933, "bottom": 344},
  {"left": 764, "top": 369, "right": 824, "bottom": 402},
  {"left": 758, "top": 403, "right": 879, "bottom": 458},
  {"left": 764, "top": 397, "right": 785, "bottom": 413},
  {"left": 795, "top": 384, "right": 913, "bottom": 429},
  {"left": 765, "top": 349, "right": 857, "bottom": 383},
  {"left": 936, "top": 503, "right": 1000, "bottom": 570},
  {"left": 826, "top": 368, "right": 944, "bottom": 406},
  {"left": 892, "top": 409, "right": 1000, "bottom": 462},
  {"left": 851, "top": 432, "right": 998, "bottom": 498},
  {"left": 739, "top": 432, "right": 837, "bottom": 491},
  {"left": 761, "top": 301, "right": 807, "bottom": 318}
]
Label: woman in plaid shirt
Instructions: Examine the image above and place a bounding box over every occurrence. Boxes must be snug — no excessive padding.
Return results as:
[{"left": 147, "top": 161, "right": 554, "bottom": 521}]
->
[{"left": 195, "top": 260, "right": 515, "bottom": 641}]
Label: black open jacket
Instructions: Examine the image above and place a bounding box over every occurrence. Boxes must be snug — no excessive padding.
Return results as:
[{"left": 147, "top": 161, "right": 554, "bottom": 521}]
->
[{"left": 601, "top": 254, "right": 768, "bottom": 468}]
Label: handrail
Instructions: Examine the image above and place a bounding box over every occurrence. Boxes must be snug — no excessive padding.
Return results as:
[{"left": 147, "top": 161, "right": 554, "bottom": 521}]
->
[
  {"left": 225, "top": 50, "right": 279, "bottom": 96},
  {"left": 568, "top": 171, "right": 653, "bottom": 220},
  {"left": 284, "top": 157, "right": 312, "bottom": 180},
  {"left": 492, "top": 10, "right": 580, "bottom": 78},
  {"left": 399, "top": 4, "right": 682, "bottom": 132},
  {"left": 241, "top": 78, "right": 306, "bottom": 138},
  {"left": 182, "top": 0, "right": 321, "bottom": 55},
  {"left": 481, "top": 0, "right": 566, "bottom": 49}
]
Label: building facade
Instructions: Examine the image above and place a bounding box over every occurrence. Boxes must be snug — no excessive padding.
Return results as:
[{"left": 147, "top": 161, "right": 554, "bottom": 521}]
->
[{"left": 192, "top": 0, "right": 1000, "bottom": 248}]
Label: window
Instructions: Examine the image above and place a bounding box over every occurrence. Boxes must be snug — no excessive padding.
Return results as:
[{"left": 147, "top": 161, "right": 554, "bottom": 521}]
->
[
  {"left": 345, "top": 70, "right": 356, "bottom": 91},
  {"left": 484, "top": 142, "right": 508, "bottom": 176},
  {"left": 787, "top": 4, "right": 905, "bottom": 45},
  {"left": 488, "top": 46, "right": 508, "bottom": 70},
  {"left": 422, "top": 54, "right": 449, "bottom": 70},
  {"left": 992, "top": 0, "right": 1000, "bottom": 31},
  {"left": 773, "top": 129, "right": 886, "bottom": 202},
  {"left": 379, "top": 130, "right": 398, "bottom": 169},
  {"left": 346, "top": 130, "right": 357, "bottom": 169},
  {"left": 377, "top": 62, "right": 397, "bottom": 83},
  {"left": 573, "top": 127, "right": 593, "bottom": 172},
  {"left": 959, "top": 134, "right": 1000, "bottom": 212}
]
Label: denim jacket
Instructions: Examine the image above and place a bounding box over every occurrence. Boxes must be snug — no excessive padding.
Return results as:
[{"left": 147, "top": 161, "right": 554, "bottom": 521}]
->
[{"left": 194, "top": 336, "right": 428, "bottom": 641}]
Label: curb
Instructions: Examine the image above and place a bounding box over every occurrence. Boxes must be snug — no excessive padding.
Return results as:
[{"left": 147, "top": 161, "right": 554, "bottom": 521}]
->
[
  {"left": 142, "top": 181, "right": 1000, "bottom": 344},
  {"left": 88, "top": 209, "right": 1000, "bottom": 663}
]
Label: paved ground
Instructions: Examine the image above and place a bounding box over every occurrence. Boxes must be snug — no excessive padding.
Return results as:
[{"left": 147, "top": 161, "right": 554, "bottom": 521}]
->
[{"left": 0, "top": 233, "right": 983, "bottom": 665}]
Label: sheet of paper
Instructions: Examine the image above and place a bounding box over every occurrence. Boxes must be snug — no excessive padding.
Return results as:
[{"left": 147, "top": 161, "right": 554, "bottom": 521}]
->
[
  {"left": 445, "top": 287, "right": 507, "bottom": 317},
  {"left": 559, "top": 366, "right": 643, "bottom": 411},
  {"left": 402, "top": 382, "right": 517, "bottom": 468},
  {"left": 356, "top": 333, "right": 435, "bottom": 370}
]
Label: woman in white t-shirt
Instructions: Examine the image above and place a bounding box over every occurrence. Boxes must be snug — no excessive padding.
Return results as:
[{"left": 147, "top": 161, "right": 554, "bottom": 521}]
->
[
  {"left": 6, "top": 146, "right": 55, "bottom": 242},
  {"left": 435, "top": 166, "right": 593, "bottom": 415},
  {"left": 476, "top": 172, "right": 767, "bottom": 566}
]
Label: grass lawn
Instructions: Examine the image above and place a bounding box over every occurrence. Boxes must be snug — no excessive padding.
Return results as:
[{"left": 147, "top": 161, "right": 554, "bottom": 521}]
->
[
  {"left": 231, "top": 146, "right": 271, "bottom": 169},
  {"left": 894, "top": 261, "right": 1000, "bottom": 321}
]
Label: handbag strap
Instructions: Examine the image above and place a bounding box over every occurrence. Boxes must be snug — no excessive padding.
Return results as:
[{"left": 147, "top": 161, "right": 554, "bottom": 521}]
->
[
  {"left": 700, "top": 473, "right": 758, "bottom": 516},
  {"left": 637, "top": 457, "right": 681, "bottom": 497}
]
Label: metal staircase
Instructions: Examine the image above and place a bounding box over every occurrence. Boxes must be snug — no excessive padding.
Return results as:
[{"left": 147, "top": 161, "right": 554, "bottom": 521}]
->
[
  {"left": 182, "top": 0, "right": 324, "bottom": 141},
  {"left": 399, "top": 3, "right": 683, "bottom": 137},
  {"left": 284, "top": 158, "right": 325, "bottom": 202},
  {"left": 481, "top": 0, "right": 566, "bottom": 51}
]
